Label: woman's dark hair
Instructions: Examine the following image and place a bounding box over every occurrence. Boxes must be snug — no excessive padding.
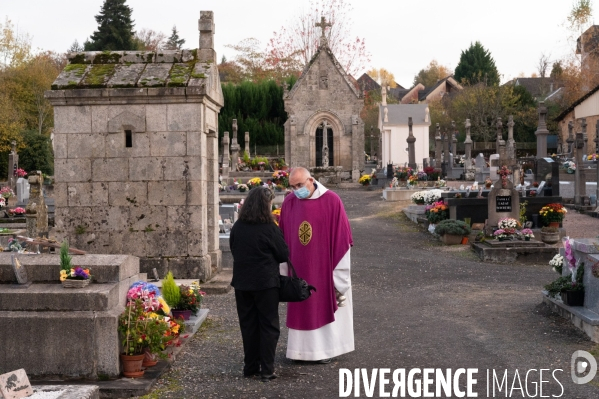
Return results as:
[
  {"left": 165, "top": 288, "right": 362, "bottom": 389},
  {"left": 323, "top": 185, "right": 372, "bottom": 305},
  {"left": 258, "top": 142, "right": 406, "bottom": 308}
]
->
[{"left": 238, "top": 187, "right": 275, "bottom": 224}]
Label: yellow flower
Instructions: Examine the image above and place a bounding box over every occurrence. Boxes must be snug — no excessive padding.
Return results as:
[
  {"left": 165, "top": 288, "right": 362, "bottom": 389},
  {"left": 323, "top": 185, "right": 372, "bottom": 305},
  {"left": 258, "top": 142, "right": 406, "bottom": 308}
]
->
[
  {"left": 60, "top": 270, "right": 67, "bottom": 276},
  {"left": 60, "top": 276, "right": 67, "bottom": 282},
  {"left": 158, "top": 297, "right": 170, "bottom": 314}
]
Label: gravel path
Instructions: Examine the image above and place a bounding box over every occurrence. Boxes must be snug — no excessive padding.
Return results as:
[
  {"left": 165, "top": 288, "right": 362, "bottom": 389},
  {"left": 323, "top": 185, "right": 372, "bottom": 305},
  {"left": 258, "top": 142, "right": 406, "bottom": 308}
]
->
[{"left": 139, "top": 189, "right": 599, "bottom": 398}]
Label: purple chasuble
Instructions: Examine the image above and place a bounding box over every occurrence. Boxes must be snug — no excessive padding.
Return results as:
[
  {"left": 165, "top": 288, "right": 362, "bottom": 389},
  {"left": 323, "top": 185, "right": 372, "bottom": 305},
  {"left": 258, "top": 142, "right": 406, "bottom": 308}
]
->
[{"left": 279, "top": 190, "right": 353, "bottom": 330}]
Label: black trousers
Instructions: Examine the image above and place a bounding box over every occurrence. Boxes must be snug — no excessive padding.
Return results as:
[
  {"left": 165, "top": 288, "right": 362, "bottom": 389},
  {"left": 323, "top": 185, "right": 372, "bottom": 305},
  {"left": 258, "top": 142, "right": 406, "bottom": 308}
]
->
[{"left": 235, "top": 287, "right": 280, "bottom": 376}]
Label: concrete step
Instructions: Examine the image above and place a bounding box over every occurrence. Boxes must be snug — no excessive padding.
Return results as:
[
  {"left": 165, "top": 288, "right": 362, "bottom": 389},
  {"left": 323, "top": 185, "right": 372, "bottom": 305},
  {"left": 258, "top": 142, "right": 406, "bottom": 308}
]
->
[{"left": 202, "top": 268, "right": 232, "bottom": 295}]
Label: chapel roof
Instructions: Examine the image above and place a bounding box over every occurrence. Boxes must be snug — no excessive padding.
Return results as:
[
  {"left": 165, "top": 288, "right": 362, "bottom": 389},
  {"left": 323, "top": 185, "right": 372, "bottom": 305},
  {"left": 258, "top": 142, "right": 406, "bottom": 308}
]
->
[
  {"left": 50, "top": 50, "right": 214, "bottom": 90},
  {"left": 379, "top": 103, "right": 430, "bottom": 125}
]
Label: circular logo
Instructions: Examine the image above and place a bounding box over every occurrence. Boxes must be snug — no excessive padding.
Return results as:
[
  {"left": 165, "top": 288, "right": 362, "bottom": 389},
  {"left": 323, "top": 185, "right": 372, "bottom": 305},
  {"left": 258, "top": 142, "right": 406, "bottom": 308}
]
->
[{"left": 298, "top": 221, "right": 312, "bottom": 246}]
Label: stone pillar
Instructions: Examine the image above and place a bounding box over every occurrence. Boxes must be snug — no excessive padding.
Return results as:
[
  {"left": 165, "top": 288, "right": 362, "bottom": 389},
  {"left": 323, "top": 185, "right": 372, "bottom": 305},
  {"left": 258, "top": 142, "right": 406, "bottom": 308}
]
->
[
  {"left": 7, "top": 141, "right": 18, "bottom": 192},
  {"left": 495, "top": 117, "right": 504, "bottom": 155},
  {"left": 206, "top": 127, "right": 221, "bottom": 278},
  {"left": 464, "top": 119, "right": 472, "bottom": 166},
  {"left": 230, "top": 119, "right": 240, "bottom": 170},
  {"left": 574, "top": 132, "right": 585, "bottom": 205},
  {"left": 535, "top": 101, "right": 549, "bottom": 159},
  {"left": 244, "top": 131, "right": 250, "bottom": 158},
  {"left": 567, "top": 121, "right": 574, "bottom": 157},
  {"left": 221, "top": 131, "right": 230, "bottom": 178},
  {"left": 322, "top": 121, "right": 330, "bottom": 167},
  {"left": 407, "top": 117, "right": 416, "bottom": 170},
  {"left": 435, "top": 123, "right": 442, "bottom": 167},
  {"left": 442, "top": 130, "right": 449, "bottom": 177},
  {"left": 25, "top": 171, "right": 48, "bottom": 243},
  {"left": 199, "top": 11, "right": 216, "bottom": 63},
  {"left": 507, "top": 115, "right": 515, "bottom": 160},
  {"left": 351, "top": 115, "right": 363, "bottom": 182}
]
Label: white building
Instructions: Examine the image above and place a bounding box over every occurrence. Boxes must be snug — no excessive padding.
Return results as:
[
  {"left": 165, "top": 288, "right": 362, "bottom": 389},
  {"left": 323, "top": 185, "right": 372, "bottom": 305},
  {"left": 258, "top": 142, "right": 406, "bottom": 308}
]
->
[{"left": 378, "top": 94, "right": 431, "bottom": 168}]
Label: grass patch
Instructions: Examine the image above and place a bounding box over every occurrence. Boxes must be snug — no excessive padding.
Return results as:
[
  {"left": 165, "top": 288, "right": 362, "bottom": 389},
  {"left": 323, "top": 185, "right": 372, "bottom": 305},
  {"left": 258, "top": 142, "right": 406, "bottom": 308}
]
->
[{"left": 140, "top": 370, "right": 183, "bottom": 399}]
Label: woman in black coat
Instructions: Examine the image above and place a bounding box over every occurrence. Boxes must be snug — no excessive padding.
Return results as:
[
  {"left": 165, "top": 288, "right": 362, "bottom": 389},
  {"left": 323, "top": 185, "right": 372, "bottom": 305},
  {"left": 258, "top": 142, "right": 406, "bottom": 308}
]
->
[{"left": 230, "top": 186, "right": 289, "bottom": 382}]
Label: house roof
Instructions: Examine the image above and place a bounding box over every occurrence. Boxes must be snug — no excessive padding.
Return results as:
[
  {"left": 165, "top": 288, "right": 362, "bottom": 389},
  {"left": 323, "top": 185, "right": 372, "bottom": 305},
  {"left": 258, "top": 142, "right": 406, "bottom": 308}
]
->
[
  {"left": 357, "top": 73, "right": 380, "bottom": 91},
  {"left": 286, "top": 43, "right": 361, "bottom": 100},
  {"left": 512, "top": 77, "right": 560, "bottom": 99},
  {"left": 554, "top": 82, "right": 599, "bottom": 122},
  {"left": 379, "top": 103, "right": 430, "bottom": 125},
  {"left": 50, "top": 50, "right": 213, "bottom": 90},
  {"left": 389, "top": 87, "right": 409, "bottom": 101}
]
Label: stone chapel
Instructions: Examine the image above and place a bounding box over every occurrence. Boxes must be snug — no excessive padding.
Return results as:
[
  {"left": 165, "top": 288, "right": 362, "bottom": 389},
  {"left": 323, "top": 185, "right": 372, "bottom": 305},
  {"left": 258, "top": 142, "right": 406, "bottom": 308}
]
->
[{"left": 283, "top": 18, "right": 365, "bottom": 182}]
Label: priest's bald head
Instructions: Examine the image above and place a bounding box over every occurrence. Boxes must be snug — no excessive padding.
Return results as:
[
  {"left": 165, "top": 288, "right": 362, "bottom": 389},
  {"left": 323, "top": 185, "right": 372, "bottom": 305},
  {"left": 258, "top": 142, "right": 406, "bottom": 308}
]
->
[{"left": 289, "top": 167, "right": 316, "bottom": 199}]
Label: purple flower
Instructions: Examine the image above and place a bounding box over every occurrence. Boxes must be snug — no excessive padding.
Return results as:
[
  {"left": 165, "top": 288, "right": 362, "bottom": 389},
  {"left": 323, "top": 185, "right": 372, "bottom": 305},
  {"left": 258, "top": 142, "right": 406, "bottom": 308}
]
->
[{"left": 74, "top": 267, "right": 90, "bottom": 279}]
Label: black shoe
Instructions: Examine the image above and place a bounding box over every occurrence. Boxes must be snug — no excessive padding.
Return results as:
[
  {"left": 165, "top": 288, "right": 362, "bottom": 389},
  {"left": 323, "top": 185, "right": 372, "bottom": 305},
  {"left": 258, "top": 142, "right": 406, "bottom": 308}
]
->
[
  {"left": 261, "top": 373, "right": 278, "bottom": 382},
  {"left": 243, "top": 372, "right": 260, "bottom": 378},
  {"left": 317, "top": 358, "right": 332, "bottom": 364}
]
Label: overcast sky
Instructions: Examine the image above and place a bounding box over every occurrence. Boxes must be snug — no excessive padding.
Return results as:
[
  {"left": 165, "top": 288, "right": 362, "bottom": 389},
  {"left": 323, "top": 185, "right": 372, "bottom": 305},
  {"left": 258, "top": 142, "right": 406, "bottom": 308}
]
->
[{"left": 1, "top": 0, "right": 596, "bottom": 86}]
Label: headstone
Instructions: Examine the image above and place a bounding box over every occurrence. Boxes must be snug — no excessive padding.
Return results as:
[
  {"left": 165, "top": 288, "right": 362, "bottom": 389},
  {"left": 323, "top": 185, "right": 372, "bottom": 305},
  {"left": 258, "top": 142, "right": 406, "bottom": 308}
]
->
[
  {"left": 507, "top": 115, "right": 516, "bottom": 161},
  {"left": 464, "top": 119, "right": 472, "bottom": 165},
  {"left": 535, "top": 102, "right": 549, "bottom": 158},
  {"left": 230, "top": 119, "right": 240, "bottom": 171},
  {"left": 450, "top": 121, "right": 456, "bottom": 156},
  {"left": 0, "top": 368, "right": 33, "bottom": 399},
  {"left": 475, "top": 153, "right": 486, "bottom": 170},
  {"left": 407, "top": 117, "right": 416, "bottom": 169},
  {"left": 489, "top": 154, "right": 500, "bottom": 181},
  {"left": 536, "top": 181, "right": 546, "bottom": 197},
  {"left": 442, "top": 130, "right": 449, "bottom": 177},
  {"left": 7, "top": 141, "right": 18, "bottom": 193},
  {"left": 423, "top": 158, "right": 428, "bottom": 169},
  {"left": 16, "top": 178, "right": 29, "bottom": 203},
  {"left": 25, "top": 171, "right": 48, "bottom": 242},
  {"left": 152, "top": 268, "right": 159, "bottom": 281},
  {"left": 536, "top": 157, "right": 560, "bottom": 196},
  {"left": 244, "top": 131, "right": 250, "bottom": 158},
  {"left": 10, "top": 255, "right": 30, "bottom": 287},
  {"left": 574, "top": 131, "right": 585, "bottom": 205},
  {"left": 487, "top": 178, "right": 520, "bottom": 230},
  {"left": 495, "top": 117, "right": 504, "bottom": 155}
]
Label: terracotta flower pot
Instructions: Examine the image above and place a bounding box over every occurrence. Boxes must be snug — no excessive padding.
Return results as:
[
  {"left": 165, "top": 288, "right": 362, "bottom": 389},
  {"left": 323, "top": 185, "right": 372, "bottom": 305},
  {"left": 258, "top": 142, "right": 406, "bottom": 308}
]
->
[
  {"left": 142, "top": 349, "right": 158, "bottom": 367},
  {"left": 120, "top": 354, "right": 145, "bottom": 378},
  {"left": 549, "top": 222, "right": 560, "bottom": 228},
  {"left": 541, "top": 232, "right": 560, "bottom": 245},
  {"left": 441, "top": 234, "right": 463, "bottom": 245}
]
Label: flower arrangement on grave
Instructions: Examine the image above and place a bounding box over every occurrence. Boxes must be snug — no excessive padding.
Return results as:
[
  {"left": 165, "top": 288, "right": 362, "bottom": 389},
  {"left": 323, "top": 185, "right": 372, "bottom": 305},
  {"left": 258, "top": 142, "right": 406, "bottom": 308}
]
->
[
  {"left": 15, "top": 168, "right": 27, "bottom": 178},
  {"left": 11, "top": 207, "right": 25, "bottom": 215},
  {"left": 272, "top": 208, "right": 281, "bottom": 225},
  {"left": 563, "top": 160, "right": 576, "bottom": 173},
  {"left": 0, "top": 187, "right": 15, "bottom": 199},
  {"left": 407, "top": 174, "right": 418, "bottom": 186},
  {"left": 359, "top": 174, "right": 372, "bottom": 186},
  {"left": 59, "top": 240, "right": 91, "bottom": 286},
  {"left": 178, "top": 282, "right": 205, "bottom": 315},
  {"left": 423, "top": 189, "right": 443, "bottom": 205},
  {"left": 498, "top": 165, "right": 512, "bottom": 188},
  {"left": 425, "top": 201, "right": 449, "bottom": 224},
  {"left": 417, "top": 171, "right": 428, "bottom": 181},
  {"left": 272, "top": 170, "right": 289, "bottom": 187},
  {"left": 588, "top": 154, "right": 598, "bottom": 161},
  {"left": 549, "top": 254, "right": 564, "bottom": 275},
  {"left": 544, "top": 263, "right": 584, "bottom": 300},
  {"left": 394, "top": 167, "right": 414, "bottom": 180},
  {"left": 532, "top": 182, "right": 539, "bottom": 188},
  {"left": 410, "top": 191, "right": 426, "bottom": 205},
  {"left": 484, "top": 177, "right": 493, "bottom": 188},
  {"left": 520, "top": 228, "right": 534, "bottom": 239},
  {"left": 498, "top": 217, "right": 521, "bottom": 230},
  {"left": 7, "top": 237, "right": 22, "bottom": 252},
  {"left": 237, "top": 183, "right": 248, "bottom": 193},
  {"left": 493, "top": 228, "right": 517, "bottom": 240},
  {"left": 529, "top": 190, "right": 537, "bottom": 197},
  {"left": 247, "top": 177, "right": 262, "bottom": 189},
  {"left": 434, "top": 177, "right": 446, "bottom": 188},
  {"left": 161, "top": 272, "right": 205, "bottom": 319},
  {"left": 539, "top": 203, "right": 567, "bottom": 226},
  {"left": 0, "top": 197, "right": 5, "bottom": 208},
  {"left": 424, "top": 167, "right": 441, "bottom": 181},
  {"left": 434, "top": 219, "right": 471, "bottom": 236}
]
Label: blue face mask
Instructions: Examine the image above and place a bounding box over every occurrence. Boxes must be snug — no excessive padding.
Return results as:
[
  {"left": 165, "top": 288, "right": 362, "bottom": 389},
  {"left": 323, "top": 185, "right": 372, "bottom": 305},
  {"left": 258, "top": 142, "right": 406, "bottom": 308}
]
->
[{"left": 294, "top": 186, "right": 310, "bottom": 199}]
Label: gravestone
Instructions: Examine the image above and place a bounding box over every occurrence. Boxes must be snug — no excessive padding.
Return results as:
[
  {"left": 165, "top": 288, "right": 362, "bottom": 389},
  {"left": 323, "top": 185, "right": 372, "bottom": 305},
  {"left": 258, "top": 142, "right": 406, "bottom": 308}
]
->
[
  {"left": 464, "top": 119, "right": 472, "bottom": 166},
  {"left": 474, "top": 153, "right": 487, "bottom": 182},
  {"left": 7, "top": 141, "right": 18, "bottom": 193},
  {"left": 489, "top": 154, "right": 500, "bottom": 181},
  {"left": 221, "top": 131, "right": 230, "bottom": 177},
  {"left": 0, "top": 368, "right": 33, "bottom": 399},
  {"left": 535, "top": 181, "right": 546, "bottom": 197},
  {"left": 487, "top": 177, "right": 520, "bottom": 230},
  {"left": 230, "top": 119, "right": 240, "bottom": 170},
  {"left": 407, "top": 117, "right": 417, "bottom": 169},
  {"left": 10, "top": 255, "right": 30, "bottom": 288},
  {"left": 244, "top": 131, "right": 250, "bottom": 158},
  {"left": 507, "top": 115, "right": 516, "bottom": 161},
  {"left": 16, "top": 178, "right": 29, "bottom": 203},
  {"left": 435, "top": 123, "right": 442, "bottom": 167},
  {"left": 535, "top": 102, "right": 549, "bottom": 158},
  {"left": 536, "top": 158, "right": 560, "bottom": 196}
]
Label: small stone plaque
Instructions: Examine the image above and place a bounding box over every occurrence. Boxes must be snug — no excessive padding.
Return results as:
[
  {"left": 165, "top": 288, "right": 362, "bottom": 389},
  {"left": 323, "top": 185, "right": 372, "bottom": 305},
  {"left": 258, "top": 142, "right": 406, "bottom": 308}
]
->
[
  {"left": 10, "top": 255, "right": 29, "bottom": 287},
  {"left": 152, "top": 268, "right": 159, "bottom": 282},
  {"left": 0, "top": 369, "right": 33, "bottom": 399},
  {"left": 496, "top": 196, "right": 512, "bottom": 212},
  {"left": 524, "top": 221, "right": 533, "bottom": 228}
]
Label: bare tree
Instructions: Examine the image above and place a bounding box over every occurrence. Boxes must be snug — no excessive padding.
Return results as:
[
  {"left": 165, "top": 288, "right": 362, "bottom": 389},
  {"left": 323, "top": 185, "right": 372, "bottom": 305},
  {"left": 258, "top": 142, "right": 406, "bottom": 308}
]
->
[
  {"left": 537, "top": 53, "right": 551, "bottom": 78},
  {"left": 134, "top": 28, "right": 166, "bottom": 52}
]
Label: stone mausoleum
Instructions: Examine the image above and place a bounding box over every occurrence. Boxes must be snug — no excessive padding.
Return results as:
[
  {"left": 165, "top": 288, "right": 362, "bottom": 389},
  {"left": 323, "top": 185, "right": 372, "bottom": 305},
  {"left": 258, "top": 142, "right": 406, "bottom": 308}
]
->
[
  {"left": 45, "top": 11, "right": 223, "bottom": 281},
  {"left": 283, "top": 19, "right": 365, "bottom": 182}
]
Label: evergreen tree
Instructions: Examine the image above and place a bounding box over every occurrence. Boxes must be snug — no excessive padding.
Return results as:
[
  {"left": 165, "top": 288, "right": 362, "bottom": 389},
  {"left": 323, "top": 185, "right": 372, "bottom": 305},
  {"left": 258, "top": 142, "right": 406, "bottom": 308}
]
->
[
  {"left": 84, "top": 0, "right": 136, "bottom": 51},
  {"left": 454, "top": 41, "right": 500, "bottom": 86},
  {"left": 164, "top": 26, "right": 185, "bottom": 50}
]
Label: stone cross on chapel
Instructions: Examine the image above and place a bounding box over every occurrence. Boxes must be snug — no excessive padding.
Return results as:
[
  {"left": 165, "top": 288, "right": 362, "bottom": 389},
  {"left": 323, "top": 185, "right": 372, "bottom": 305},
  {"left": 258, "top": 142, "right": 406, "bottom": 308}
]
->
[
  {"left": 315, "top": 16, "right": 332, "bottom": 45},
  {"left": 321, "top": 120, "right": 332, "bottom": 167}
]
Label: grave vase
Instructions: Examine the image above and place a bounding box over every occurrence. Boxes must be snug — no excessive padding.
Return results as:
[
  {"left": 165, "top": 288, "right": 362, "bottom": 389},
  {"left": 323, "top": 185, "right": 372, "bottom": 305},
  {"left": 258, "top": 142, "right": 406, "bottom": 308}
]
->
[
  {"left": 172, "top": 309, "right": 192, "bottom": 321},
  {"left": 560, "top": 291, "right": 584, "bottom": 307},
  {"left": 540, "top": 232, "right": 560, "bottom": 245}
]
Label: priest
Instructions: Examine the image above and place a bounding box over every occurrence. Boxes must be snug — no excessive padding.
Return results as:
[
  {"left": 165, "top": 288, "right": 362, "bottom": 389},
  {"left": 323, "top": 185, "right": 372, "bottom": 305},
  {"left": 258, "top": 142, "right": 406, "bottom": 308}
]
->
[{"left": 278, "top": 167, "right": 354, "bottom": 363}]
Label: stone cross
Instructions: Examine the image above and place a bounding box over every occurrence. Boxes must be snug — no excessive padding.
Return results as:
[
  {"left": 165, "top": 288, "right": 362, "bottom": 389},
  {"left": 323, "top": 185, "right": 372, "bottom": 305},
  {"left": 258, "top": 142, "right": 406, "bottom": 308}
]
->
[
  {"left": 464, "top": 119, "right": 472, "bottom": 162},
  {"left": 230, "top": 119, "right": 240, "bottom": 170},
  {"left": 435, "top": 123, "right": 442, "bottom": 166},
  {"left": 221, "top": 131, "right": 230, "bottom": 177},
  {"left": 315, "top": 16, "right": 332, "bottom": 45},
  {"left": 495, "top": 117, "right": 504, "bottom": 155},
  {"left": 535, "top": 101, "right": 549, "bottom": 158},
  {"left": 507, "top": 115, "right": 515, "bottom": 160},
  {"left": 322, "top": 120, "right": 331, "bottom": 167},
  {"left": 8, "top": 140, "right": 18, "bottom": 192},
  {"left": 25, "top": 171, "right": 48, "bottom": 244},
  {"left": 574, "top": 132, "right": 585, "bottom": 205},
  {"left": 407, "top": 117, "right": 416, "bottom": 169},
  {"left": 442, "top": 129, "right": 449, "bottom": 176}
]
